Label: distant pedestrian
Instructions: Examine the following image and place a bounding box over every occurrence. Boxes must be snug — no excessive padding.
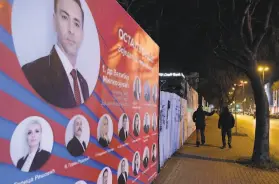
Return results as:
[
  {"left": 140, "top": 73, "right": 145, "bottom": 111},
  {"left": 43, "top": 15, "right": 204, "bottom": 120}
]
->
[
  {"left": 218, "top": 106, "right": 235, "bottom": 149},
  {"left": 192, "top": 105, "right": 215, "bottom": 147}
]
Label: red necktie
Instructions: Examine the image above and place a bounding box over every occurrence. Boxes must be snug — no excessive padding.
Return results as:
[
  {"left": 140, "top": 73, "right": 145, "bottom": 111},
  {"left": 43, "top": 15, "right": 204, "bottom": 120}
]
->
[{"left": 70, "top": 69, "right": 82, "bottom": 105}]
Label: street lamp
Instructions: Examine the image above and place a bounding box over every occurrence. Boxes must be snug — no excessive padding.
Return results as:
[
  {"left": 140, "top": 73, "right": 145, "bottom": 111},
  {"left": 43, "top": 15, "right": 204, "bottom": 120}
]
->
[{"left": 258, "top": 66, "right": 269, "bottom": 83}]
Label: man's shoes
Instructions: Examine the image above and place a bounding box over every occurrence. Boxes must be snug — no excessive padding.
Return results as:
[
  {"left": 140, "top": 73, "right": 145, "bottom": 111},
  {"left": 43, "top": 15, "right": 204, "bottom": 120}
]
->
[
  {"left": 196, "top": 141, "right": 200, "bottom": 147},
  {"left": 228, "top": 144, "right": 232, "bottom": 149},
  {"left": 221, "top": 145, "right": 226, "bottom": 149},
  {"left": 201, "top": 141, "right": 205, "bottom": 145}
]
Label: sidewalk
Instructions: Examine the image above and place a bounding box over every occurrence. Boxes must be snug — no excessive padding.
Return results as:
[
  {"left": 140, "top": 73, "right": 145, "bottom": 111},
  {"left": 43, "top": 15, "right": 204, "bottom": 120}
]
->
[{"left": 153, "top": 115, "right": 279, "bottom": 184}]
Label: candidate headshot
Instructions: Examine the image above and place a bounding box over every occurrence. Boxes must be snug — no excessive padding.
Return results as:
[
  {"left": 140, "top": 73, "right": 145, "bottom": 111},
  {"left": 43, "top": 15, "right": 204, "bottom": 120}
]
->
[
  {"left": 97, "top": 167, "right": 112, "bottom": 184},
  {"left": 10, "top": 116, "right": 53, "bottom": 172},
  {"left": 152, "top": 113, "right": 157, "bottom": 131},
  {"left": 152, "top": 85, "right": 157, "bottom": 103},
  {"left": 118, "top": 114, "right": 129, "bottom": 142},
  {"left": 12, "top": 0, "right": 100, "bottom": 109},
  {"left": 143, "top": 113, "right": 150, "bottom": 134},
  {"left": 75, "top": 181, "right": 87, "bottom": 184},
  {"left": 151, "top": 144, "right": 157, "bottom": 163},
  {"left": 133, "top": 113, "right": 140, "bottom": 137},
  {"left": 98, "top": 114, "right": 113, "bottom": 148},
  {"left": 65, "top": 115, "right": 90, "bottom": 157},
  {"left": 133, "top": 77, "right": 141, "bottom": 101},
  {"left": 143, "top": 146, "right": 149, "bottom": 168},
  {"left": 144, "top": 81, "right": 151, "bottom": 102},
  {"left": 117, "top": 158, "right": 129, "bottom": 184},
  {"left": 132, "top": 152, "right": 140, "bottom": 176}
]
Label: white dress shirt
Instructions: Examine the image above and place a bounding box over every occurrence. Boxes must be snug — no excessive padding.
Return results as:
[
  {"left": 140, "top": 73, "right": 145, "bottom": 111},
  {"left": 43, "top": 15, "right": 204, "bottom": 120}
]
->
[
  {"left": 76, "top": 136, "right": 85, "bottom": 151},
  {"left": 55, "top": 45, "right": 84, "bottom": 103},
  {"left": 21, "top": 150, "right": 37, "bottom": 172}
]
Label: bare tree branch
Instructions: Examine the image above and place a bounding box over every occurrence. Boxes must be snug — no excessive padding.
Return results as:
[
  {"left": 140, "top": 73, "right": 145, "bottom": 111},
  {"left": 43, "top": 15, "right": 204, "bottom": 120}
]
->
[
  {"left": 240, "top": 2, "right": 252, "bottom": 46},
  {"left": 252, "top": 0, "right": 274, "bottom": 53}
]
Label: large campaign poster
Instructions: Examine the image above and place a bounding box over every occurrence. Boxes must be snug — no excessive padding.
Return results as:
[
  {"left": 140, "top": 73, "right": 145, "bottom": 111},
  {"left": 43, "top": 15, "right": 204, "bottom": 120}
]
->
[{"left": 0, "top": 0, "right": 159, "bottom": 183}]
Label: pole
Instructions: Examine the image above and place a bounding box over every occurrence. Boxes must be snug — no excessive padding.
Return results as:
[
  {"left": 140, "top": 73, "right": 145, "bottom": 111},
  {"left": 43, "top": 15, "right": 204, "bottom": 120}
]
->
[
  {"left": 263, "top": 70, "right": 265, "bottom": 84},
  {"left": 242, "top": 85, "right": 245, "bottom": 115}
]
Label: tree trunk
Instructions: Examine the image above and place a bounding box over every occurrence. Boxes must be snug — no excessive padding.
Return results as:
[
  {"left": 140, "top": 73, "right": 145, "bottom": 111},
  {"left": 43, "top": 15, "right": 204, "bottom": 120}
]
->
[{"left": 248, "top": 71, "right": 270, "bottom": 165}]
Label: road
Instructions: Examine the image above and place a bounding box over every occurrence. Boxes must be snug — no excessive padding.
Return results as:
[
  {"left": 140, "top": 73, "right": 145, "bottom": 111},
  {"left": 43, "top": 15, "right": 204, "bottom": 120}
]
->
[{"left": 235, "top": 114, "right": 279, "bottom": 159}]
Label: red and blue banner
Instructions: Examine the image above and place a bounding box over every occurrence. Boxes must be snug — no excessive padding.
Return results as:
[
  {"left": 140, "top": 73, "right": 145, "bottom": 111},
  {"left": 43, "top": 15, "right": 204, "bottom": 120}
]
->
[{"left": 0, "top": 0, "right": 159, "bottom": 183}]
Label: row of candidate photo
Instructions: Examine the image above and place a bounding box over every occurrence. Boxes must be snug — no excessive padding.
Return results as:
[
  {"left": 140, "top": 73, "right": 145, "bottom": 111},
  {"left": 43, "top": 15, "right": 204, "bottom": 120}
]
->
[
  {"left": 74, "top": 145, "right": 157, "bottom": 184},
  {"left": 133, "top": 76, "right": 158, "bottom": 103},
  {"left": 10, "top": 114, "right": 158, "bottom": 173}
]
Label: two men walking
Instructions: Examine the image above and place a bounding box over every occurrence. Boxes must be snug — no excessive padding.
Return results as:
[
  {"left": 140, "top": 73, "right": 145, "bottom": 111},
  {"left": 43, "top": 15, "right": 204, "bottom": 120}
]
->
[{"left": 193, "top": 105, "right": 235, "bottom": 148}]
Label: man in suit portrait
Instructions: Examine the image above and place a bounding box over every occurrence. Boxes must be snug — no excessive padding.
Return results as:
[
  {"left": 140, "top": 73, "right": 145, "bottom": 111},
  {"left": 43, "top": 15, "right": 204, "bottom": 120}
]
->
[
  {"left": 119, "top": 114, "right": 128, "bottom": 142},
  {"left": 102, "top": 168, "right": 109, "bottom": 184},
  {"left": 152, "top": 114, "right": 157, "bottom": 131},
  {"left": 152, "top": 144, "right": 156, "bottom": 162},
  {"left": 133, "top": 153, "right": 139, "bottom": 176},
  {"left": 133, "top": 114, "right": 140, "bottom": 137},
  {"left": 144, "top": 82, "right": 150, "bottom": 102},
  {"left": 143, "top": 149, "right": 149, "bottom": 168},
  {"left": 118, "top": 159, "right": 128, "bottom": 184},
  {"left": 143, "top": 114, "right": 149, "bottom": 134},
  {"left": 22, "top": 0, "right": 89, "bottom": 108},
  {"left": 134, "top": 78, "right": 140, "bottom": 100},
  {"left": 66, "top": 116, "right": 87, "bottom": 156}
]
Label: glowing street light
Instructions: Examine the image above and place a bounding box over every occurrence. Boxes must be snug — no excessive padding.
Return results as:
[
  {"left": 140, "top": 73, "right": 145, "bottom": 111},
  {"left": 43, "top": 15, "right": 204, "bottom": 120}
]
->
[{"left": 258, "top": 66, "right": 269, "bottom": 83}]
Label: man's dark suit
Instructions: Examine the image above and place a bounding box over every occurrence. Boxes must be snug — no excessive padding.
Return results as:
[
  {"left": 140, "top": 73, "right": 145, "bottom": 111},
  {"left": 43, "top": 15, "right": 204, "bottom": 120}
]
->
[
  {"left": 133, "top": 167, "right": 138, "bottom": 176},
  {"left": 22, "top": 47, "right": 89, "bottom": 108},
  {"left": 152, "top": 155, "right": 156, "bottom": 162},
  {"left": 143, "top": 157, "right": 149, "bottom": 168},
  {"left": 133, "top": 128, "right": 139, "bottom": 137},
  {"left": 118, "top": 172, "right": 128, "bottom": 184},
  {"left": 17, "top": 149, "right": 50, "bottom": 172},
  {"left": 134, "top": 90, "right": 140, "bottom": 100},
  {"left": 144, "top": 125, "right": 149, "bottom": 134},
  {"left": 119, "top": 128, "right": 128, "bottom": 141},
  {"left": 67, "top": 136, "right": 86, "bottom": 157}
]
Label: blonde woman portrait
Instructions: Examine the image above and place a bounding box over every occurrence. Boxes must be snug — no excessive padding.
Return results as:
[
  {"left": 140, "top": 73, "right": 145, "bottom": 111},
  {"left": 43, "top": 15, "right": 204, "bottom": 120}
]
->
[
  {"left": 98, "top": 114, "right": 113, "bottom": 148},
  {"left": 10, "top": 116, "right": 53, "bottom": 172}
]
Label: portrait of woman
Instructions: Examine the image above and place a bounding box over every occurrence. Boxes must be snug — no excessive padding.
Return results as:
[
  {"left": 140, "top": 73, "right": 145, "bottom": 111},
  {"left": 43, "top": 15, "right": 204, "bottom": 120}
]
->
[
  {"left": 97, "top": 167, "right": 112, "bottom": 184},
  {"left": 132, "top": 151, "right": 140, "bottom": 176},
  {"left": 10, "top": 116, "right": 53, "bottom": 172},
  {"left": 133, "top": 113, "right": 141, "bottom": 137},
  {"left": 98, "top": 114, "right": 113, "bottom": 148}
]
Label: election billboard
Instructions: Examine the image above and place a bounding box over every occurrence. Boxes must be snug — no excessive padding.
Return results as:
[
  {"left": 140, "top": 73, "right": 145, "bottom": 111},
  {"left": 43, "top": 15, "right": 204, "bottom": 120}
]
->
[{"left": 0, "top": 0, "right": 159, "bottom": 183}]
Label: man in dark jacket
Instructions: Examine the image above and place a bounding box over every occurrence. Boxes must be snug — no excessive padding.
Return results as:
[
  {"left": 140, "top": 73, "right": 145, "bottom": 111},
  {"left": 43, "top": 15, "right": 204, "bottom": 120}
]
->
[
  {"left": 193, "top": 105, "right": 215, "bottom": 147},
  {"left": 218, "top": 106, "right": 235, "bottom": 149}
]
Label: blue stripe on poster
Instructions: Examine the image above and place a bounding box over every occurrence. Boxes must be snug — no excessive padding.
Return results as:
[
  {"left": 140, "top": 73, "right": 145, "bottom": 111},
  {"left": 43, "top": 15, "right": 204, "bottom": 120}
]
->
[{"left": 0, "top": 163, "right": 96, "bottom": 184}]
